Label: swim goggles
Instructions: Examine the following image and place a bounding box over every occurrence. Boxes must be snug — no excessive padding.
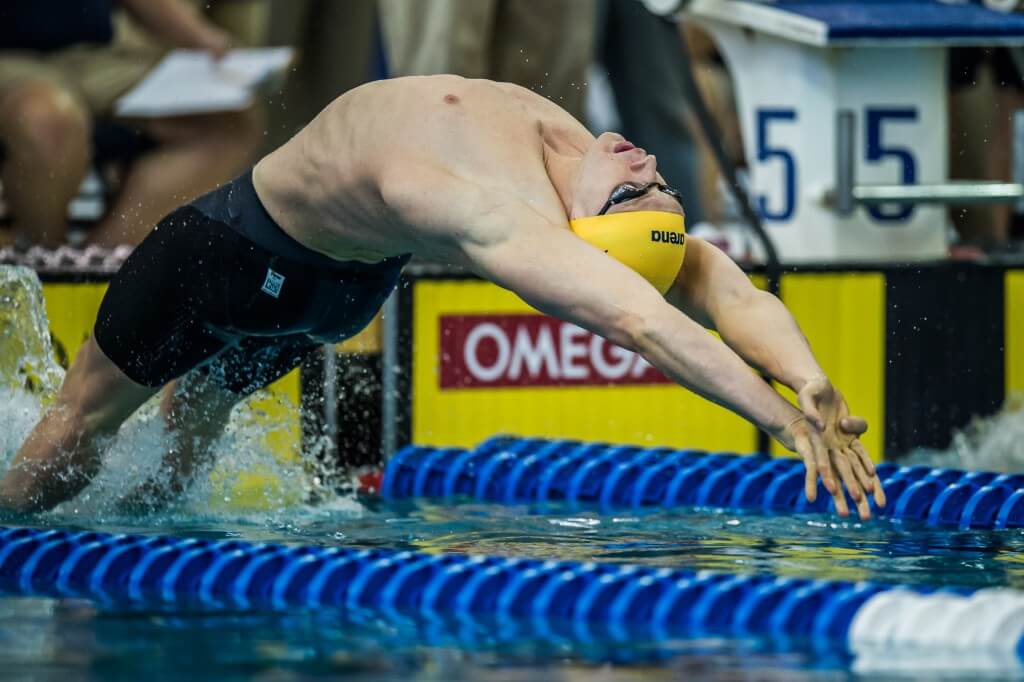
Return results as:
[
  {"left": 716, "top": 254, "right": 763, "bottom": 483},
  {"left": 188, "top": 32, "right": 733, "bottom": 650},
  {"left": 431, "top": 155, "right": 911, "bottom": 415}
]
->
[{"left": 598, "top": 182, "right": 686, "bottom": 216}]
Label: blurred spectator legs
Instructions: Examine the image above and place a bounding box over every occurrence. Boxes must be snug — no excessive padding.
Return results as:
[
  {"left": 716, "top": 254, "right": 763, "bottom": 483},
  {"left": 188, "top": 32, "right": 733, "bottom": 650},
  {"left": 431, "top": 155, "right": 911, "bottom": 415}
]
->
[
  {"left": 90, "top": 0, "right": 268, "bottom": 246},
  {"left": 0, "top": 78, "right": 90, "bottom": 248},
  {"left": 0, "top": 38, "right": 261, "bottom": 248},
  {"left": 685, "top": 25, "right": 745, "bottom": 228},
  {"left": 0, "top": 0, "right": 271, "bottom": 250},
  {"left": 91, "top": 108, "right": 262, "bottom": 247},
  {"left": 949, "top": 48, "right": 1024, "bottom": 249},
  {"left": 379, "top": 0, "right": 594, "bottom": 119}
]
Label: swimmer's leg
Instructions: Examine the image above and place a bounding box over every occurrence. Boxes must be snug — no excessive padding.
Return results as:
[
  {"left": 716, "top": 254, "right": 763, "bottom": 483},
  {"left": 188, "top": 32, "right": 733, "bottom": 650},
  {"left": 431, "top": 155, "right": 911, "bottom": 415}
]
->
[
  {"left": 0, "top": 337, "right": 157, "bottom": 512},
  {"left": 116, "top": 372, "right": 241, "bottom": 513}
]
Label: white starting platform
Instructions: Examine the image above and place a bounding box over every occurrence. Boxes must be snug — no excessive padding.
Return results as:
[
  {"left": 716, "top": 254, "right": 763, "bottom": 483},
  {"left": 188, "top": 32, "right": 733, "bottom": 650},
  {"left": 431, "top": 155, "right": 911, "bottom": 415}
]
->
[{"left": 685, "top": 0, "right": 1024, "bottom": 262}]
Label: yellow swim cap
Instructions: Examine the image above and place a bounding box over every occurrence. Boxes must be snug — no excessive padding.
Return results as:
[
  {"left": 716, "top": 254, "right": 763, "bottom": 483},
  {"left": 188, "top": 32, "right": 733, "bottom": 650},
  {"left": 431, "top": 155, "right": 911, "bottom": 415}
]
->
[{"left": 569, "top": 210, "right": 686, "bottom": 295}]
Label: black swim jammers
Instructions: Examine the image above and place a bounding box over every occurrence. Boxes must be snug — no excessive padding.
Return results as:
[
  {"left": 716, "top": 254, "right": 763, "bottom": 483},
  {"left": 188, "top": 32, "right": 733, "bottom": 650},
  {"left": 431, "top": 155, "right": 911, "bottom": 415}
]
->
[{"left": 94, "top": 171, "right": 409, "bottom": 395}]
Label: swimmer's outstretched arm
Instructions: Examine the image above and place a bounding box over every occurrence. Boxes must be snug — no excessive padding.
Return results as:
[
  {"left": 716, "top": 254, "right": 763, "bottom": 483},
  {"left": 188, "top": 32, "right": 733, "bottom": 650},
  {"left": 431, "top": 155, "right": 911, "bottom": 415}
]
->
[
  {"left": 454, "top": 207, "right": 841, "bottom": 509},
  {"left": 665, "top": 238, "right": 824, "bottom": 392},
  {"left": 665, "top": 237, "right": 885, "bottom": 517}
]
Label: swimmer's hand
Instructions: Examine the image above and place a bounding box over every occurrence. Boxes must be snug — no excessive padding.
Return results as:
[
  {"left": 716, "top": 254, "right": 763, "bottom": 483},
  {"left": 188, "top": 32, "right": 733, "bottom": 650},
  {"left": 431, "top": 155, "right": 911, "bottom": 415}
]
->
[{"left": 796, "top": 378, "right": 886, "bottom": 520}]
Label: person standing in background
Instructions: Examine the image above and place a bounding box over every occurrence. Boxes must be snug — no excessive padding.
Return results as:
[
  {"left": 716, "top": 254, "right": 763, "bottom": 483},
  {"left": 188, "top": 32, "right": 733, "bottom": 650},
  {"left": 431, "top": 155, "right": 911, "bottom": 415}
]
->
[
  {"left": 94, "top": 0, "right": 269, "bottom": 248},
  {"left": 378, "top": 0, "right": 595, "bottom": 120},
  {"left": 593, "top": 0, "right": 705, "bottom": 225},
  {"left": 260, "top": 0, "right": 379, "bottom": 153},
  {"left": 948, "top": 47, "right": 1024, "bottom": 252},
  {"left": 0, "top": 0, "right": 266, "bottom": 249}
]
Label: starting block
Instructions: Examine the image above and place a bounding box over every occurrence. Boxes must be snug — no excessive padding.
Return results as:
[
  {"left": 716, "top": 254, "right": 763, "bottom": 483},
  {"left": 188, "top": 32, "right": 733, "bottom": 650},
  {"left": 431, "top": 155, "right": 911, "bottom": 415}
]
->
[{"left": 686, "top": 0, "right": 1024, "bottom": 262}]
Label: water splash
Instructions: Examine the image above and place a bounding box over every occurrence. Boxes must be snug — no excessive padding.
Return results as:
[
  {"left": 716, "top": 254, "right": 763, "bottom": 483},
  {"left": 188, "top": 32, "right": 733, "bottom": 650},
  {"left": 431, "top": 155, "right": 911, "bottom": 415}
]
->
[
  {"left": 905, "top": 396, "right": 1024, "bottom": 473},
  {"left": 0, "top": 388, "right": 45, "bottom": 472},
  {"left": 0, "top": 266, "right": 63, "bottom": 397},
  {"left": 0, "top": 265, "right": 357, "bottom": 526},
  {"left": 53, "top": 394, "right": 333, "bottom": 525},
  {"left": 0, "top": 266, "right": 65, "bottom": 472}
]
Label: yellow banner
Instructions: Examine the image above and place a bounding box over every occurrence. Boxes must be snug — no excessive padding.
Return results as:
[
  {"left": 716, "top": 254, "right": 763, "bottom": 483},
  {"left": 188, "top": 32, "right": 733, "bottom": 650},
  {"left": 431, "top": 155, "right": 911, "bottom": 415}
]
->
[
  {"left": 1007, "top": 271, "right": 1024, "bottom": 397},
  {"left": 411, "top": 279, "right": 758, "bottom": 452},
  {"left": 411, "top": 274, "right": 886, "bottom": 460}
]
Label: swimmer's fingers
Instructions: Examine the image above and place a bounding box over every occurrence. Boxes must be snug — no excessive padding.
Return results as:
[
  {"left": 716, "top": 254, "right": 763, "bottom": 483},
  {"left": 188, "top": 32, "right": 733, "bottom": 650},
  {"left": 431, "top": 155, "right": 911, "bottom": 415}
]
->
[
  {"left": 851, "top": 438, "right": 878, "bottom": 481},
  {"left": 794, "top": 433, "right": 819, "bottom": 503},
  {"left": 847, "top": 446, "right": 875, "bottom": 494},
  {"left": 832, "top": 449, "right": 870, "bottom": 520},
  {"left": 872, "top": 476, "right": 887, "bottom": 509},
  {"left": 829, "top": 461, "right": 850, "bottom": 518},
  {"left": 812, "top": 433, "right": 838, "bottom": 498},
  {"left": 838, "top": 444, "right": 882, "bottom": 520},
  {"left": 794, "top": 426, "right": 836, "bottom": 504},
  {"left": 851, "top": 440, "right": 887, "bottom": 509},
  {"left": 843, "top": 444, "right": 876, "bottom": 497}
]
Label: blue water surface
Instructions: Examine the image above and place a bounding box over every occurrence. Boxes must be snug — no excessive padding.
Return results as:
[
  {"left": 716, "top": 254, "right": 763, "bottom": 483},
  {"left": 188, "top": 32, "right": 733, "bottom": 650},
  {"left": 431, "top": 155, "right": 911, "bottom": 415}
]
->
[{"left": 2, "top": 498, "right": 1023, "bottom": 681}]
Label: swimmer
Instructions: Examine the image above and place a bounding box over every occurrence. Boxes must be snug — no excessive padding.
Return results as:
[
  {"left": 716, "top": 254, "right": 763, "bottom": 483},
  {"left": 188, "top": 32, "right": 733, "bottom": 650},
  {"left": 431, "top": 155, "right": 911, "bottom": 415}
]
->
[{"left": 0, "top": 75, "right": 885, "bottom": 519}]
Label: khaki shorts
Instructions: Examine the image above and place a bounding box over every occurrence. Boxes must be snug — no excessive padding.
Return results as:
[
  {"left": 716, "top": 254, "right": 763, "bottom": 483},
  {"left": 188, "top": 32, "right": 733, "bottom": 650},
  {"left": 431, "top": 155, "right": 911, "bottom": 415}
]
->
[{"left": 0, "top": 43, "right": 165, "bottom": 116}]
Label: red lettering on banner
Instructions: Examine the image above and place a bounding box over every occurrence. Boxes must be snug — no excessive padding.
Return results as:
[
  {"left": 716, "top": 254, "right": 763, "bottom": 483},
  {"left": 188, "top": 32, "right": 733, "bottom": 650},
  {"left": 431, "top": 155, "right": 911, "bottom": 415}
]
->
[{"left": 439, "top": 314, "right": 671, "bottom": 389}]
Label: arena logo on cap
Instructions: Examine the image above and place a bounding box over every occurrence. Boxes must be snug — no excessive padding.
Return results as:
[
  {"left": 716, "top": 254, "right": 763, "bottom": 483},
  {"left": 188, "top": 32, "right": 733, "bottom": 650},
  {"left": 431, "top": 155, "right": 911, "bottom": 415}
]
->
[
  {"left": 651, "top": 230, "right": 684, "bottom": 245},
  {"left": 439, "top": 314, "right": 670, "bottom": 389}
]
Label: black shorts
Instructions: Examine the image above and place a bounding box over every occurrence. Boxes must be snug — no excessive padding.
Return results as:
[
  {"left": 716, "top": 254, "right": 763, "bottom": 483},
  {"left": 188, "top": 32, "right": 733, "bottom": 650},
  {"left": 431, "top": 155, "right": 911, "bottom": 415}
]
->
[{"left": 93, "top": 171, "right": 409, "bottom": 395}]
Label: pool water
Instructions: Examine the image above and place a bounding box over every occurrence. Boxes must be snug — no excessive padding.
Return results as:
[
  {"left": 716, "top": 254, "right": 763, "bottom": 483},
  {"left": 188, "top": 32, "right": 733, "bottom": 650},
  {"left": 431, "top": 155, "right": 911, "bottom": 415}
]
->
[
  {"left": 3, "top": 498, "right": 1024, "bottom": 681},
  {"left": 0, "top": 592, "right": 846, "bottom": 682},
  {"left": 3, "top": 394, "right": 1024, "bottom": 680},
  {"left": 2, "top": 269, "right": 1023, "bottom": 680}
]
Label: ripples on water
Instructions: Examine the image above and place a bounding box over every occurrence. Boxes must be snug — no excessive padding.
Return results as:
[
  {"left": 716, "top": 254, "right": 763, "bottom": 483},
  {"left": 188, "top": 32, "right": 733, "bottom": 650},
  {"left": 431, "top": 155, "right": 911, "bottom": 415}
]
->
[{"left": 2, "top": 264, "right": 1024, "bottom": 679}]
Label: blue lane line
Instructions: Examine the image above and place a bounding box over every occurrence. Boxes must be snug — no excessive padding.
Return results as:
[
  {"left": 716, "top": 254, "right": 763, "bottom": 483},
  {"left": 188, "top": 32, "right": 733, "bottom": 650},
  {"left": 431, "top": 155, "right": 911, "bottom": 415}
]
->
[
  {"left": 0, "top": 526, "right": 1020, "bottom": 656},
  {"left": 387, "top": 440, "right": 1024, "bottom": 529}
]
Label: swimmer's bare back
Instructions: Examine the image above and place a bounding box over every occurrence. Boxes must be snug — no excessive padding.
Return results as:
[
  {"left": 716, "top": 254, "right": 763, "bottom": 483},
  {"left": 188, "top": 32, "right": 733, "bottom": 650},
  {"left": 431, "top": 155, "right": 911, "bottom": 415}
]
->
[
  {"left": 254, "top": 75, "right": 593, "bottom": 267},
  {"left": 253, "top": 74, "right": 829, "bottom": 483}
]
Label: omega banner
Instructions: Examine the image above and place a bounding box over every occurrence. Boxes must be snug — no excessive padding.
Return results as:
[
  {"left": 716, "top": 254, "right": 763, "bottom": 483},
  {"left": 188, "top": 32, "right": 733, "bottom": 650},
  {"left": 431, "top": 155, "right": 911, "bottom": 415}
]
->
[
  {"left": 410, "top": 279, "right": 759, "bottom": 452},
  {"left": 439, "top": 314, "right": 670, "bottom": 389}
]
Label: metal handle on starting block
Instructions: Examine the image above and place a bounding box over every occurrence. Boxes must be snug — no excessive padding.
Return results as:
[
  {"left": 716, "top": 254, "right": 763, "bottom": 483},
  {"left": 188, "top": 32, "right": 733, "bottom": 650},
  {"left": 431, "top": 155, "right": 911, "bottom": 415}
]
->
[
  {"left": 831, "top": 109, "right": 1024, "bottom": 215},
  {"left": 1015, "top": 109, "right": 1024, "bottom": 214},
  {"left": 835, "top": 110, "right": 857, "bottom": 217}
]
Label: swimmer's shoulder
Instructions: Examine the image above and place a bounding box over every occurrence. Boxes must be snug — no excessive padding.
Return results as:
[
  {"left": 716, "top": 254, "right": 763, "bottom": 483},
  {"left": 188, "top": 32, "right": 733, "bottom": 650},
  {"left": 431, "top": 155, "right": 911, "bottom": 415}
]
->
[
  {"left": 378, "top": 158, "right": 562, "bottom": 246},
  {"left": 333, "top": 74, "right": 472, "bottom": 102},
  {"left": 344, "top": 75, "right": 555, "bottom": 111}
]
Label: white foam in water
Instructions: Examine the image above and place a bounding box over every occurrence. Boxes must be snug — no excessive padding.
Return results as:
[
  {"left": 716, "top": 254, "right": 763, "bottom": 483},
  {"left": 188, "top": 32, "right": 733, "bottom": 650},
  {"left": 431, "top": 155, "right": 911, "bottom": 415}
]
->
[
  {"left": 905, "top": 396, "right": 1024, "bottom": 473},
  {"left": 0, "top": 388, "right": 45, "bottom": 471},
  {"left": 0, "top": 265, "right": 352, "bottom": 524},
  {"left": 59, "top": 395, "right": 320, "bottom": 522}
]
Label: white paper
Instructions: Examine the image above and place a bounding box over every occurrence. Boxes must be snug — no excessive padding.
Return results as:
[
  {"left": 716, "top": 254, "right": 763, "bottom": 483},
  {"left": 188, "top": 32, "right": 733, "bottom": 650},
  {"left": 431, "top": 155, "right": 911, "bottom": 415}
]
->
[{"left": 115, "top": 47, "right": 294, "bottom": 118}]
